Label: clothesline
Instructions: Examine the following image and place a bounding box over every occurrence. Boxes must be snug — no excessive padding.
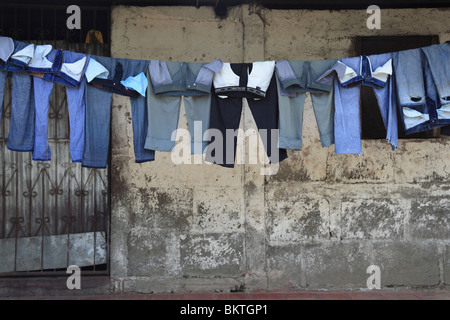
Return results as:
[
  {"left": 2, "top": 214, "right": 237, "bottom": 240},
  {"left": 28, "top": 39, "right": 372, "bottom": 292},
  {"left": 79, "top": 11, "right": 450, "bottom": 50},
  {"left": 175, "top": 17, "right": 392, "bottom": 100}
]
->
[{"left": 0, "top": 36, "right": 449, "bottom": 170}]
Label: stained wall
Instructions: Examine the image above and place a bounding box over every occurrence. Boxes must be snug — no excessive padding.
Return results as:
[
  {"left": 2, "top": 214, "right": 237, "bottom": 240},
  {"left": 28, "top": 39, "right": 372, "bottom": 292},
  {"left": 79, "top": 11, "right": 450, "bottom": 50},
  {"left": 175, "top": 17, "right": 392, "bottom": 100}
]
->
[{"left": 110, "top": 5, "right": 450, "bottom": 292}]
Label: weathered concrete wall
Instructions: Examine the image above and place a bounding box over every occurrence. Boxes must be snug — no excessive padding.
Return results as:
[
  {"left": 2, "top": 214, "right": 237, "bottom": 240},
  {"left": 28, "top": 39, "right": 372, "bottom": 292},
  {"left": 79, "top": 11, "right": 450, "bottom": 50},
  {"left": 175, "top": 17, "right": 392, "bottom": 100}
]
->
[{"left": 110, "top": 5, "right": 450, "bottom": 293}]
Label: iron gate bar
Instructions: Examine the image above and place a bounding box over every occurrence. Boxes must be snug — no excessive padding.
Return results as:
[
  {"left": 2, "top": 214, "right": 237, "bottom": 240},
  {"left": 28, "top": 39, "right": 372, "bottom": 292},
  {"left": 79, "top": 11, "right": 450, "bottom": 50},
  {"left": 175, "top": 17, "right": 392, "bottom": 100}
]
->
[
  {"left": 0, "top": 4, "right": 111, "bottom": 43},
  {"left": 0, "top": 5, "right": 111, "bottom": 276}
]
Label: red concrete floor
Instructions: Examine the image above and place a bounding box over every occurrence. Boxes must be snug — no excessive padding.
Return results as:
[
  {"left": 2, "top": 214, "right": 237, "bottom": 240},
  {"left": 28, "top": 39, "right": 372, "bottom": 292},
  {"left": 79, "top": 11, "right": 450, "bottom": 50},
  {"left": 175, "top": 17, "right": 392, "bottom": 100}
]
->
[{"left": 3, "top": 290, "right": 450, "bottom": 300}]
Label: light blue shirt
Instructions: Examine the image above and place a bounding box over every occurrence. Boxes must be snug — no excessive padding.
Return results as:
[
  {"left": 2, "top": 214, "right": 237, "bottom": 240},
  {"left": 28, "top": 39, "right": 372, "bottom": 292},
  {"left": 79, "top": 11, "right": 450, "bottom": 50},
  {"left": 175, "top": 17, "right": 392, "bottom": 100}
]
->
[{"left": 120, "top": 72, "right": 148, "bottom": 97}]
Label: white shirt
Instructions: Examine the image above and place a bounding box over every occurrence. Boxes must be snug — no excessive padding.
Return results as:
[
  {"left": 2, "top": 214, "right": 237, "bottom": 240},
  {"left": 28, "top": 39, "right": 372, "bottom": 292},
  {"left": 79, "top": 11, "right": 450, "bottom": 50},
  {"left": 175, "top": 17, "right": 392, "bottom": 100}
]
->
[{"left": 213, "top": 61, "right": 275, "bottom": 98}]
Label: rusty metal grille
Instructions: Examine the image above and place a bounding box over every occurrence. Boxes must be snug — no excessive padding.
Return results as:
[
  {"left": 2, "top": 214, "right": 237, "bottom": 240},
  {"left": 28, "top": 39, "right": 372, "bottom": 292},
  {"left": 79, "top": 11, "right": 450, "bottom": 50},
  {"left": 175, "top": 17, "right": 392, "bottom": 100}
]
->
[{"left": 0, "top": 5, "right": 111, "bottom": 276}]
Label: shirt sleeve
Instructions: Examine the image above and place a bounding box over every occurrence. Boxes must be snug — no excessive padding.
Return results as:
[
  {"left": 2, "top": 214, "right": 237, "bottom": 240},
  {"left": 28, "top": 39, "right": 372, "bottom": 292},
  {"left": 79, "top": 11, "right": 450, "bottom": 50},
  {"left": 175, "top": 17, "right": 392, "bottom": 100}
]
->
[
  {"left": 148, "top": 59, "right": 173, "bottom": 87},
  {"left": 195, "top": 59, "right": 224, "bottom": 86}
]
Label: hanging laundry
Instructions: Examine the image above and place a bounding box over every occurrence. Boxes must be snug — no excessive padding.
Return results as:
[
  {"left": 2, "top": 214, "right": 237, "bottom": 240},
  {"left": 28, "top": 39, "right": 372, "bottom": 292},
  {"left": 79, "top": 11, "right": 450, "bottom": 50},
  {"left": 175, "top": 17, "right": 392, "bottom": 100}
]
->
[
  {"left": 275, "top": 59, "right": 337, "bottom": 150},
  {"left": 83, "top": 55, "right": 115, "bottom": 169},
  {"left": 9, "top": 73, "right": 35, "bottom": 152},
  {"left": 85, "top": 57, "right": 109, "bottom": 82},
  {"left": 394, "top": 42, "right": 450, "bottom": 135},
  {"left": 205, "top": 61, "right": 288, "bottom": 167},
  {"left": 1, "top": 35, "right": 449, "bottom": 165},
  {"left": 317, "top": 53, "right": 398, "bottom": 154},
  {"left": 0, "top": 39, "right": 35, "bottom": 152},
  {"left": 145, "top": 59, "right": 223, "bottom": 155},
  {"left": 28, "top": 45, "right": 58, "bottom": 75},
  {"left": 88, "top": 60, "right": 139, "bottom": 97},
  {"left": 84, "top": 56, "right": 155, "bottom": 167},
  {"left": 7, "top": 41, "right": 35, "bottom": 70},
  {"left": 213, "top": 61, "right": 273, "bottom": 98},
  {"left": 28, "top": 46, "right": 63, "bottom": 161},
  {"left": 0, "top": 37, "right": 14, "bottom": 63},
  {"left": 120, "top": 72, "right": 148, "bottom": 97},
  {"left": 28, "top": 47, "right": 90, "bottom": 162},
  {"left": 0, "top": 38, "right": 29, "bottom": 109},
  {"left": 116, "top": 57, "right": 155, "bottom": 164},
  {"left": 0, "top": 36, "right": 15, "bottom": 128}
]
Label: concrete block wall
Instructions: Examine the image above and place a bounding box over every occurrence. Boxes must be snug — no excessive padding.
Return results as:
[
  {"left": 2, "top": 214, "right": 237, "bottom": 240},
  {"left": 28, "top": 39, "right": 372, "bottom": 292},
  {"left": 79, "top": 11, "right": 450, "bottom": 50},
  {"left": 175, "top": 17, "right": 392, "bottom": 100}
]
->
[{"left": 109, "top": 5, "right": 450, "bottom": 293}]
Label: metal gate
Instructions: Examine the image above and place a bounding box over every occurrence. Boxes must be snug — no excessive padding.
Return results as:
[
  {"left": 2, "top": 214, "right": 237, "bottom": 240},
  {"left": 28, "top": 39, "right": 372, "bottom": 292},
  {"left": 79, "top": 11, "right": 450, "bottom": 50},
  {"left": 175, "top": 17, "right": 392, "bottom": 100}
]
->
[{"left": 0, "top": 5, "right": 111, "bottom": 276}]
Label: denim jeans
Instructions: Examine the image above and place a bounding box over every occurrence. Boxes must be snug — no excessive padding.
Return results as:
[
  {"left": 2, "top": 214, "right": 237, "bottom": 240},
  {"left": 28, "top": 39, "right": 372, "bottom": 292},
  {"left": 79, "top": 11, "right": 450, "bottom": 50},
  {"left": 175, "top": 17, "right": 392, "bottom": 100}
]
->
[
  {"left": 421, "top": 43, "right": 450, "bottom": 108},
  {"left": 317, "top": 53, "right": 398, "bottom": 154},
  {"left": 115, "top": 58, "right": 155, "bottom": 163},
  {"left": 276, "top": 77, "right": 335, "bottom": 150},
  {"left": 32, "top": 77, "right": 53, "bottom": 160},
  {"left": 0, "top": 41, "right": 35, "bottom": 152},
  {"left": 145, "top": 68, "right": 212, "bottom": 154},
  {"left": 32, "top": 77, "right": 87, "bottom": 162},
  {"left": 8, "top": 72, "right": 35, "bottom": 152},
  {"left": 27, "top": 47, "right": 62, "bottom": 75},
  {"left": 6, "top": 40, "right": 34, "bottom": 71},
  {"left": 88, "top": 61, "right": 138, "bottom": 97},
  {"left": 32, "top": 50, "right": 89, "bottom": 162},
  {"left": 66, "top": 78, "right": 87, "bottom": 162},
  {"left": 149, "top": 60, "right": 222, "bottom": 95},
  {"left": 37, "top": 50, "right": 89, "bottom": 87},
  {"left": 146, "top": 60, "right": 223, "bottom": 154},
  {"left": 276, "top": 59, "right": 337, "bottom": 150},
  {"left": 82, "top": 55, "right": 114, "bottom": 168},
  {"left": 83, "top": 56, "right": 155, "bottom": 168},
  {"left": 0, "top": 40, "right": 33, "bottom": 129},
  {"left": 394, "top": 43, "right": 450, "bottom": 134},
  {"left": 0, "top": 71, "right": 7, "bottom": 124}
]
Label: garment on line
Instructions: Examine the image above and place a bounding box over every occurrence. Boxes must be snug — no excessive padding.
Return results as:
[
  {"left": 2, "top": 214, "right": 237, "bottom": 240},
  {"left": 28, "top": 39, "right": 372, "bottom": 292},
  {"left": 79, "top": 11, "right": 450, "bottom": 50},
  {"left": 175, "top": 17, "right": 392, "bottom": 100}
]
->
[
  {"left": 88, "top": 61, "right": 140, "bottom": 98},
  {"left": 149, "top": 59, "right": 223, "bottom": 96},
  {"left": 393, "top": 42, "right": 450, "bottom": 135},
  {"left": 205, "top": 62, "right": 287, "bottom": 167},
  {"left": 30, "top": 48, "right": 90, "bottom": 162},
  {"left": 213, "top": 61, "right": 275, "bottom": 99},
  {"left": 0, "top": 40, "right": 35, "bottom": 152},
  {"left": 145, "top": 60, "right": 223, "bottom": 154},
  {"left": 317, "top": 52, "right": 398, "bottom": 154},
  {"left": 275, "top": 59, "right": 337, "bottom": 150},
  {"left": 82, "top": 55, "right": 116, "bottom": 168}
]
